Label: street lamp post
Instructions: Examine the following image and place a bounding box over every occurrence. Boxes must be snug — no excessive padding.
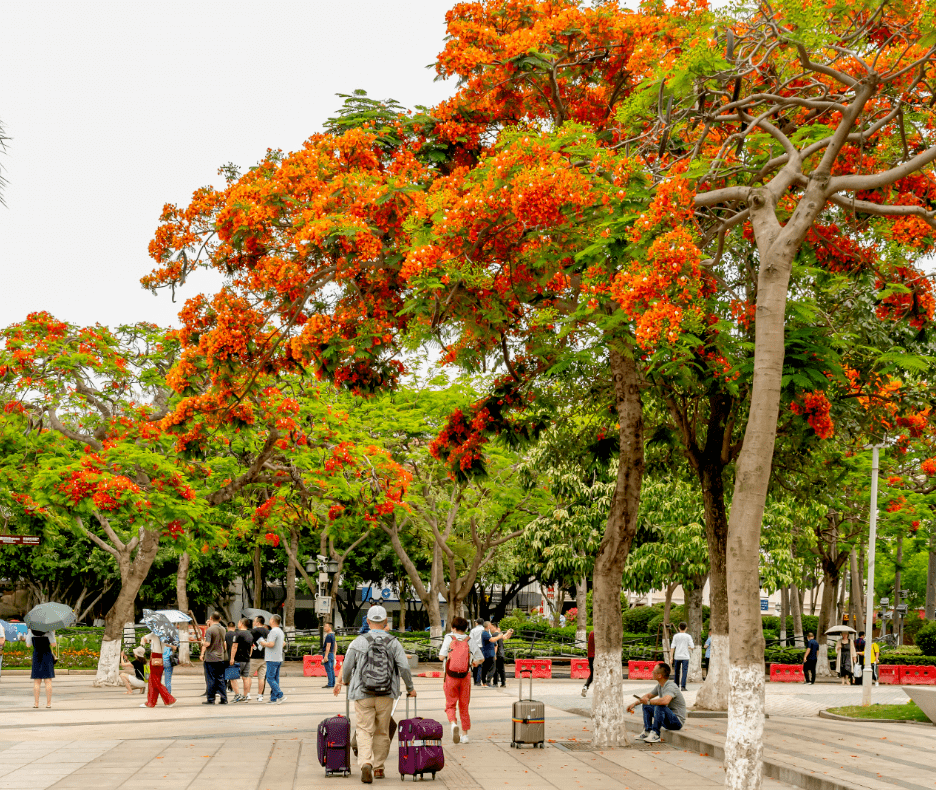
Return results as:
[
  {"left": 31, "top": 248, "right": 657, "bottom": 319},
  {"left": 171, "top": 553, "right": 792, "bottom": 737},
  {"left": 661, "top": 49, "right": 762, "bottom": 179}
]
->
[
  {"left": 862, "top": 445, "right": 882, "bottom": 706},
  {"left": 309, "top": 555, "right": 340, "bottom": 652}
]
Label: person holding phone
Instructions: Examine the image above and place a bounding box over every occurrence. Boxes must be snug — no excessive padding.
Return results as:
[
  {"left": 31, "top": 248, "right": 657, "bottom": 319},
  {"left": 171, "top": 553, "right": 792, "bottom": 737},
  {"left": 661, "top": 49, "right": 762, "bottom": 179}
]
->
[{"left": 626, "top": 662, "right": 686, "bottom": 744}]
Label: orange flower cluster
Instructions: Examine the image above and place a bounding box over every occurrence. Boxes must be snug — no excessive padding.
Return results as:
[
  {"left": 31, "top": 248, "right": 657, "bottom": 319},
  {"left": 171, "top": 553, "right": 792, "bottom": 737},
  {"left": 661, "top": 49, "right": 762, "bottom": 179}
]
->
[
  {"left": 790, "top": 391, "right": 834, "bottom": 439},
  {"left": 875, "top": 266, "right": 935, "bottom": 330}
]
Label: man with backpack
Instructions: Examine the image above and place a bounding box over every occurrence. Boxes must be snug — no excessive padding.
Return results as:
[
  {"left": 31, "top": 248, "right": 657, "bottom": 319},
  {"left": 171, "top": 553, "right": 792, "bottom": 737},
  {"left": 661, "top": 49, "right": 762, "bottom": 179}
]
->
[
  {"left": 334, "top": 605, "right": 415, "bottom": 784},
  {"left": 439, "top": 616, "right": 483, "bottom": 744}
]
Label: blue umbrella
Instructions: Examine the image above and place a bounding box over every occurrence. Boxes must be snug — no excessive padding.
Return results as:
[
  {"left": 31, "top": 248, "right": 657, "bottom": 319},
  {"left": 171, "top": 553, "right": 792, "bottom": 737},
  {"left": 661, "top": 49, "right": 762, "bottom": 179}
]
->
[
  {"left": 0, "top": 620, "right": 20, "bottom": 641},
  {"left": 25, "top": 602, "right": 75, "bottom": 633},
  {"left": 142, "top": 609, "right": 179, "bottom": 645}
]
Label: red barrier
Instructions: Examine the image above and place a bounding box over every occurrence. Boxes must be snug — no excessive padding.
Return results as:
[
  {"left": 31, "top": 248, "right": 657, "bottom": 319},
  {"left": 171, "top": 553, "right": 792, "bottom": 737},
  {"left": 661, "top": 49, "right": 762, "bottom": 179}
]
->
[
  {"left": 303, "top": 655, "right": 325, "bottom": 677},
  {"left": 533, "top": 658, "right": 552, "bottom": 678},
  {"left": 899, "top": 665, "right": 936, "bottom": 685},
  {"left": 769, "top": 664, "right": 804, "bottom": 683},
  {"left": 877, "top": 665, "right": 900, "bottom": 685},
  {"left": 628, "top": 660, "right": 657, "bottom": 680},
  {"left": 515, "top": 659, "right": 535, "bottom": 678},
  {"left": 335, "top": 654, "right": 343, "bottom": 671},
  {"left": 570, "top": 657, "right": 590, "bottom": 679}
]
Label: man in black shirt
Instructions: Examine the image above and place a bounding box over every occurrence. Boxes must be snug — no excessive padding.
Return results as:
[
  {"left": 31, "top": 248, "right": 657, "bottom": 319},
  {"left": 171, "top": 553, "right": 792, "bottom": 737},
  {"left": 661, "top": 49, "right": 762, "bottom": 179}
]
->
[
  {"left": 249, "top": 616, "right": 270, "bottom": 702},
  {"left": 803, "top": 632, "right": 820, "bottom": 684},
  {"left": 229, "top": 618, "right": 254, "bottom": 703}
]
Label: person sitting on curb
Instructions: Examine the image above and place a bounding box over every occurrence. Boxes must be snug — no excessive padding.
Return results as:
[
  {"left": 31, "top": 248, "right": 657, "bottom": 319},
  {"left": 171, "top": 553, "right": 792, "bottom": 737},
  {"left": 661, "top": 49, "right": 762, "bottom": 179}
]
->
[
  {"left": 119, "top": 646, "right": 147, "bottom": 694},
  {"left": 626, "top": 662, "right": 686, "bottom": 744}
]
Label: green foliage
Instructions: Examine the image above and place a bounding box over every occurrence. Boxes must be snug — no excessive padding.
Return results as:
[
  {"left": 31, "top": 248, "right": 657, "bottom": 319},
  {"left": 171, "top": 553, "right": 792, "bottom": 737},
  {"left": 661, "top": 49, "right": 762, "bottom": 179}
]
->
[
  {"left": 646, "top": 604, "right": 711, "bottom": 634},
  {"left": 915, "top": 621, "right": 936, "bottom": 657},
  {"left": 622, "top": 604, "right": 664, "bottom": 634}
]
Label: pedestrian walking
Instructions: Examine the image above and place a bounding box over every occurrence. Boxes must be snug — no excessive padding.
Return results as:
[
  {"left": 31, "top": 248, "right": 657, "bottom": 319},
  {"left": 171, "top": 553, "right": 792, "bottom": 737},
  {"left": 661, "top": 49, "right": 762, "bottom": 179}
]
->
[
  {"left": 258, "top": 614, "right": 286, "bottom": 704},
  {"left": 483, "top": 622, "right": 512, "bottom": 686},
  {"left": 868, "top": 638, "right": 881, "bottom": 685},
  {"left": 322, "top": 622, "right": 337, "bottom": 689},
  {"left": 141, "top": 632, "right": 175, "bottom": 708},
  {"left": 334, "top": 604, "right": 415, "bottom": 783},
  {"left": 703, "top": 634, "right": 711, "bottom": 673},
  {"left": 803, "top": 632, "right": 819, "bottom": 684},
  {"left": 228, "top": 618, "right": 254, "bottom": 703},
  {"left": 119, "top": 646, "right": 147, "bottom": 694},
  {"left": 488, "top": 622, "right": 511, "bottom": 687},
  {"left": 439, "top": 616, "right": 482, "bottom": 744},
  {"left": 671, "top": 622, "right": 694, "bottom": 691},
  {"left": 201, "top": 611, "right": 228, "bottom": 704},
  {"left": 836, "top": 633, "right": 855, "bottom": 685},
  {"left": 581, "top": 630, "right": 596, "bottom": 697},
  {"left": 249, "top": 616, "right": 269, "bottom": 701},
  {"left": 479, "top": 622, "right": 496, "bottom": 686},
  {"left": 224, "top": 621, "right": 237, "bottom": 693},
  {"left": 27, "top": 629, "right": 56, "bottom": 709},
  {"left": 162, "top": 643, "right": 177, "bottom": 695},
  {"left": 627, "top": 662, "right": 686, "bottom": 744},
  {"left": 468, "top": 619, "right": 485, "bottom": 686}
]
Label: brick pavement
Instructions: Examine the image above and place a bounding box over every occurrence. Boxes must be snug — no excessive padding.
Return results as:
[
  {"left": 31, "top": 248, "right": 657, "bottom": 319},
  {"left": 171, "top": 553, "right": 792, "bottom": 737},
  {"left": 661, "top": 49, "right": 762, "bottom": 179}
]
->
[{"left": 0, "top": 674, "right": 803, "bottom": 790}]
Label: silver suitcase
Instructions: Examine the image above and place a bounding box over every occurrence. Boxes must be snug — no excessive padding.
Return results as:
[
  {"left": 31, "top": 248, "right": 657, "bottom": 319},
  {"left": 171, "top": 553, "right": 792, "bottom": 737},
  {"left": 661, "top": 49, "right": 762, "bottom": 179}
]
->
[{"left": 510, "top": 673, "right": 545, "bottom": 748}]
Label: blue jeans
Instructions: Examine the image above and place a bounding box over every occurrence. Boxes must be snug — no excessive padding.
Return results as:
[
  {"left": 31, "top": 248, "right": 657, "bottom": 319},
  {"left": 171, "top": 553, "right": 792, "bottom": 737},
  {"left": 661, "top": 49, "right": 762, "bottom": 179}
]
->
[
  {"left": 163, "top": 662, "right": 173, "bottom": 694},
  {"left": 324, "top": 655, "right": 335, "bottom": 687},
  {"left": 642, "top": 704, "right": 683, "bottom": 734},
  {"left": 673, "top": 659, "right": 689, "bottom": 689},
  {"left": 266, "top": 661, "right": 283, "bottom": 701}
]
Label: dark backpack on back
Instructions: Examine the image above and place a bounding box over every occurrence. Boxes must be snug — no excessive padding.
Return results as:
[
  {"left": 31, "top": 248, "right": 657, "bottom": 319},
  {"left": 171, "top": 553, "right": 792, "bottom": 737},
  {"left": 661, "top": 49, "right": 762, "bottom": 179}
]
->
[{"left": 361, "top": 632, "right": 397, "bottom": 696}]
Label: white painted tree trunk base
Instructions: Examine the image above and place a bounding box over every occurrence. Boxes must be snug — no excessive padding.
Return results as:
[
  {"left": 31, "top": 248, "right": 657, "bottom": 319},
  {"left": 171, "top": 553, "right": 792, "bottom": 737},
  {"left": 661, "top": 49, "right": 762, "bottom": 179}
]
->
[
  {"left": 725, "top": 663, "right": 765, "bottom": 790},
  {"left": 591, "top": 651, "right": 629, "bottom": 748},
  {"left": 93, "top": 639, "right": 123, "bottom": 687},
  {"left": 688, "top": 645, "right": 703, "bottom": 683},
  {"left": 694, "top": 634, "right": 728, "bottom": 710},
  {"left": 817, "top": 640, "right": 832, "bottom": 677},
  {"left": 576, "top": 628, "right": 587, "bottom": 652}
]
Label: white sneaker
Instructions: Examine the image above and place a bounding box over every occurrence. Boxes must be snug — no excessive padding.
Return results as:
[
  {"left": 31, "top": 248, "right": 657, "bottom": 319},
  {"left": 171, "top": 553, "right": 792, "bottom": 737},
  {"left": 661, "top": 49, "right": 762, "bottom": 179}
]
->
[
  {"left": 276, "top": 696, "right": 287, "bottom": 704},
  {"left": 581, "top": 686, "right": 587, "bottom": 698},
  {"left": 643, "top": 732, "right": 661, "bottom": 743},
  {"left": 451, "top": 722, "right": 460, "bottom": 744},
  {"left": 461, "top": 734, "right": 469, "bottom": 744},
  {"left": 257, "top": 695, "right": 264, "bottom": 702},
  {"left": 634, "top": 730, "right": 650, "bottom": 741}
]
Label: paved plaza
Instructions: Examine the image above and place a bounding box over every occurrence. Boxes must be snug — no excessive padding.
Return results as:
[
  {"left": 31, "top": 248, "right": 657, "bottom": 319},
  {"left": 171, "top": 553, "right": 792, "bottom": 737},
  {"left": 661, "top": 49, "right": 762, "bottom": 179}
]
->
[{"left": 0, "top": 671, "right": 930, "bottom": 790}]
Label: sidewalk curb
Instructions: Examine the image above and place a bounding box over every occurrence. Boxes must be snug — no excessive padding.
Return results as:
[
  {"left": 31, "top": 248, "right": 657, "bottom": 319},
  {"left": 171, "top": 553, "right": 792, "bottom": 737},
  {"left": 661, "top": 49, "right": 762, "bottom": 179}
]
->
[
  {"left": 623, "top": 720, "right": 862, "bottom": 790},
  {"left": 817, "top": 710, "right": 934, "bottom": 726}
]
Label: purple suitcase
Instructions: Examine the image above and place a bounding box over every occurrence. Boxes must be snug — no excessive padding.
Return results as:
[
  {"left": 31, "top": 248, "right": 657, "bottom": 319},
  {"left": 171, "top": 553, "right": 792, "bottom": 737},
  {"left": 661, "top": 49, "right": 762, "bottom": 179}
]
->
[
  {"left": 317, "top": 697, "right": 351, "bottom": 778},
  {"left": 398, "top": 697, "right": 444, "bottom": 781}
]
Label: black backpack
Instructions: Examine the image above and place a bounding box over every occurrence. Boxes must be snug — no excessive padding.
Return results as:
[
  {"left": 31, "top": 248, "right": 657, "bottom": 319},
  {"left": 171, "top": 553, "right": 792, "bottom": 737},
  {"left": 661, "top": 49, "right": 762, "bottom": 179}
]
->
[{"left": 360, "top": 632, "right": 397, "bottom": 696}]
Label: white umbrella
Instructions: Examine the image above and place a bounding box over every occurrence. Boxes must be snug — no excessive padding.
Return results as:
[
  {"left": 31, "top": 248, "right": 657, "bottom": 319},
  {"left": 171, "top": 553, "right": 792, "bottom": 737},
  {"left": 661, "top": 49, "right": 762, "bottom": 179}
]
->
[
  {"left": 825, "top": 625, "right": 857, "bottom": 635},
  {"left": 155, "top": 609, "right": 193, "bottom": 623}
]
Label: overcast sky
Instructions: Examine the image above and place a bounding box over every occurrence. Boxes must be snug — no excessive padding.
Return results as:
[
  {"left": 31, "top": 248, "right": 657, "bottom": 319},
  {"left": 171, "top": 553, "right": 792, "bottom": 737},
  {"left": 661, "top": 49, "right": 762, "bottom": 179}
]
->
[{"left": 0, "top": 1, "right": 456, "bottom": 329}]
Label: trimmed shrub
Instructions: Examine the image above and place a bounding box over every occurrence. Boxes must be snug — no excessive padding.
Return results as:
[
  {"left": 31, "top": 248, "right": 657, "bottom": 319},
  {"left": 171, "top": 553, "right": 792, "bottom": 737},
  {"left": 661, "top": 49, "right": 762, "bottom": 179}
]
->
[
  {"left": 622, "top": 604, "right": 664, "bottom": 634},
  {"left": 646, "top": 604, "right": 711, "bottom": 635},
  {"left": 915, "top": 621, "right": 936, "bottom": 657}
]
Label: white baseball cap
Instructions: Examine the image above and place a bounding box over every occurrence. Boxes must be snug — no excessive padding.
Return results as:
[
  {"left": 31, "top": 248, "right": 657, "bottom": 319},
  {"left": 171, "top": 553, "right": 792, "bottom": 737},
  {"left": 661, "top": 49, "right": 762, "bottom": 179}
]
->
[{"left": 366, "top": 605, "right": 388, "bottom": 622}]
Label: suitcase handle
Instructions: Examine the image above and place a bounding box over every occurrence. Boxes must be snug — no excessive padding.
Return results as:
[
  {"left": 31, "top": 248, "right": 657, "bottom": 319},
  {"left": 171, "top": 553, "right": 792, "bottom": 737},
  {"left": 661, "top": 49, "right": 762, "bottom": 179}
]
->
[
  {"left": 519, "top": 670, "right": 533, "bottom": 701},
  {"left": 406, "top": 693, "right": 417, "bottom": 719}
]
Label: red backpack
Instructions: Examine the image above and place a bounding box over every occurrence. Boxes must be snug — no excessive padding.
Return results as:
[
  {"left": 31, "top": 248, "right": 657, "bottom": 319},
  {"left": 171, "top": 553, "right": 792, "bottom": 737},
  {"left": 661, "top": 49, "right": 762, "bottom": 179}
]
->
[{"left": 446, "top": 637, "right": 471, "bottom": 678}]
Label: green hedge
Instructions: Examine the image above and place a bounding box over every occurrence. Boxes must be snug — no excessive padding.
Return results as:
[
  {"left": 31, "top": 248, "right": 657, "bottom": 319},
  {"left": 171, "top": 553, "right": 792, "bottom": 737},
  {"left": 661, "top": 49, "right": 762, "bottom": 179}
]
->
[{"left": 916, "top": 622, "right": 936, "bottom": 656}]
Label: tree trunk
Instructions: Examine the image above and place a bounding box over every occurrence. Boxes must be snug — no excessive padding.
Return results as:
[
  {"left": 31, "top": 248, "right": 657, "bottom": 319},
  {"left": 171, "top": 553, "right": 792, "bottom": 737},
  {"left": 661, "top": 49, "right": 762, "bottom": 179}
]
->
[
  {"left": 576, "top": 576, "right": 588, "bottom": 650},
  {"left": 94, "top": 528, "right": 161, "bottom": 687},
  {"left": 591, "top": 346, "right": 644, "bottom": 749},
  {"left": 926, "top": 531, "right": 936, "bottom": 620},
  {"left": 252, "top": 544, "right": 263, "bottom": 609},
  {"left": 894, "top": 538, "right": 904, "bottom": 642},
  {"left": 284, "top": 529, "right": 298, "bottom": 629},
  {"left": 790, "top": 583, "right": 804, "bottom": 648},
  {"left": 838, "top": 568, "right": 847, "bottom": 627},
  {"left": 663, "top": 582, "right": 676, "bottom": 664},
  {"left": 816, "top": 567, "right": 838, "bottom": 677},
  {"left": 723, "top": 226, "right": 805, "bottom": 790},
  {"left": 849, "top": 549, "right": 863, "bottom": 633},
  {"left": 695, "top": 465, "right": 730, "bottom": 711},
  {"left": 779, "top": 586, "right": 788, "bottom": 646},
  {"left": 687, "top": 578, "right": 706, "bottom": 683},
  {"left": 176, "top": 551, "right": 190, "bottom": 612},
  {"left": 399, "top": 579, "right": 408, "bottom": 632}
]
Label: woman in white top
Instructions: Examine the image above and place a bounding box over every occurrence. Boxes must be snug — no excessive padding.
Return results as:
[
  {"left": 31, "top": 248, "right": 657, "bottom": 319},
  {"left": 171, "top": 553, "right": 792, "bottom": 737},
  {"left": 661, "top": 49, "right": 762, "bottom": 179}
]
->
[
  {"left": 439, "top": 617, "right": 483, "bottom": 744},
  {"left": 140, "top": 632, "right": 176, "bottom": 708}
]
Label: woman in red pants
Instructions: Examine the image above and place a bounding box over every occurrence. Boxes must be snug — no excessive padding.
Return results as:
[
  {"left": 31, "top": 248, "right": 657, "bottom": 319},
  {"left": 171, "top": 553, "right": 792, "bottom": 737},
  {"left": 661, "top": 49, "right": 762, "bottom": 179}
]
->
[
  {"left": 439, "top": 617, "right": 482, "bottom": 744},
  {"left": 141, "top": 633, "right": 176, "bottom": 708}
]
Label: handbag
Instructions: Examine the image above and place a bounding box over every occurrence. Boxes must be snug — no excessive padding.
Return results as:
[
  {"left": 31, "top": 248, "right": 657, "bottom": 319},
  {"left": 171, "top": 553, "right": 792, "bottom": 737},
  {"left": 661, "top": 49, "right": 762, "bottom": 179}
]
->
[
  {"left": 170, "top": 653, "right": 180, "bottom": 667},
  {"left": 224, "top": 664, "right": 240, "bottom": 681}
]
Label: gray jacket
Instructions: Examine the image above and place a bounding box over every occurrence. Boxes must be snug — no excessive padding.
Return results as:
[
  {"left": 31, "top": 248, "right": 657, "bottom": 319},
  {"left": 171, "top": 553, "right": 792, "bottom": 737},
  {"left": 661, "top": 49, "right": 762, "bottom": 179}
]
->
[{"left": 341, "top": 629, "right": 414, "bottom": 701}]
